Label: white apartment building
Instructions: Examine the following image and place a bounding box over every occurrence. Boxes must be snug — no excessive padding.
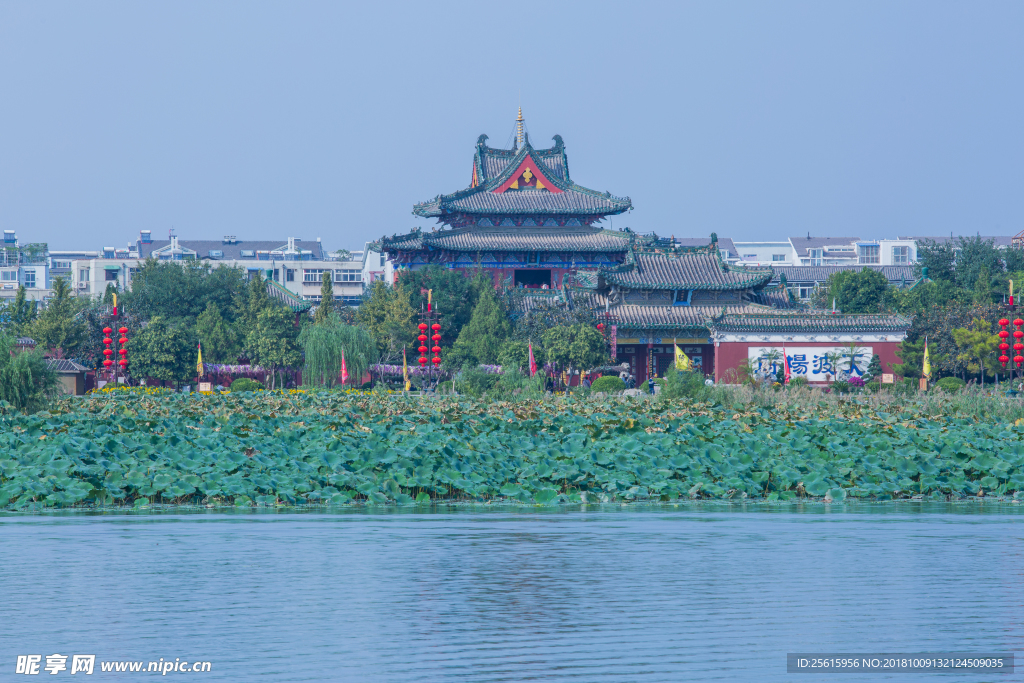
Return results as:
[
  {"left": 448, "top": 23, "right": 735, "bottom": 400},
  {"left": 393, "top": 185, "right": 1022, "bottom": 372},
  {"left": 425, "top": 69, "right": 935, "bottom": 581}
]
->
[
  {"left": 361, "top": 242, "right": 392, "bottom": 285},
  {"left": 0, "top": 231, "right": 52, "bottom": 302},
  {"left": 69, "top": 232, "right": 367, "bottom": 307}
]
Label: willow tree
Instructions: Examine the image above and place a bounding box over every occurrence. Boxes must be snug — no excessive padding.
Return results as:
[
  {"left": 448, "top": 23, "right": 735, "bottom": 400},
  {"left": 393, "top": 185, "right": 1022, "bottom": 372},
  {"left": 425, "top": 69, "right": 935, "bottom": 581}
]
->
[{"left": 298, "top": 313, "right": 375, "bottom": 388}]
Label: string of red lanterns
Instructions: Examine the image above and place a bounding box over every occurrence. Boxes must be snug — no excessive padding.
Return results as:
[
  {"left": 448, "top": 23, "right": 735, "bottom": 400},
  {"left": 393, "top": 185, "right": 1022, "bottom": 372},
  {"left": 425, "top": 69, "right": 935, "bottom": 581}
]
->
[{"left": 998, "top": 318, "right": 1024, "bottom": 370}]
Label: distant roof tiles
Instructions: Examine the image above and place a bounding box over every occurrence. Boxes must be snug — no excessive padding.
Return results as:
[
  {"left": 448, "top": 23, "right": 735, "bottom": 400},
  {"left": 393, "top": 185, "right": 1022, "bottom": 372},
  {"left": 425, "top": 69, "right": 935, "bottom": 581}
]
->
[
  {"left": 413, "top": 134, "right": 631, "bottom": 221},
  {"left": 602, "top": 250, "right": 774, "bottom": 291}
]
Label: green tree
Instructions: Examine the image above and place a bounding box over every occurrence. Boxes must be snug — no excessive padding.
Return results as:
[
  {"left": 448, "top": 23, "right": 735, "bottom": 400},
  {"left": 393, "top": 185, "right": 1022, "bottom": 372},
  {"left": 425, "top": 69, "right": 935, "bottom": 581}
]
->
[
  {"left": 542, "top": 323, "right": 608, "bottom": 377},
  {"left": 954, "top": 235, "right": 1005, "bottom": 291},
  {"left": 10, "top": 285, "right": 38, "bottom": 334},
  {"left": 865, "top": 354, "right": 882, "bottom": 381},
  {"left": 245, "top": 307, "right": 301, "bottom": 390},
  {"left": 823, "top": 268, "right": 893, "bottom": 314},
  {"left": 314, "top": 269, "right": 334, "bottom": 324},
  {"left": 952, "top": 318, "right": 1001, "bottom": 384},
  {"left": 127, "top": 316, "right": 198, "bottom": 386},
  {"left": 400, "top": 265, "right": 489, "bottom": 345},
  {"left": 356, "top": 281, "right": 416, "bottom": 364},
  {"left": 121, "top": 258, "right": 248, "bottom": 324},
  {"left": 915, "top": 239, "right": 957, "bottom": 284},
  {"left": 972, "top": 265, "right": 995, "bottom": 305},
  {"left": 238, "top": 270, "right": 273, "bottom": 336},
  {"left": 298, "top": 312, "right": 376, "bottom": 387},
  {"left": 0, "top": 332, "right": 59, "bottom": 412},
  {"left": 195, "top": 302, "right": 240, "bottom": 363},
  {"left": 446, "top": 285, "right": 512, "bottom": 369},
  {"left": 27, "top": 276, "right": 85, "bottom": 359}
]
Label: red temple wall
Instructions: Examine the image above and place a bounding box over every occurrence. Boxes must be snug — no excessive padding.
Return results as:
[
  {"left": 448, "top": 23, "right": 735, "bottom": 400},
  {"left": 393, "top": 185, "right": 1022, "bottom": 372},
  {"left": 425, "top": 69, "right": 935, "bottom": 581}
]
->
[{"left": 713, "top": 341, "right": 904, "bottom": 384}]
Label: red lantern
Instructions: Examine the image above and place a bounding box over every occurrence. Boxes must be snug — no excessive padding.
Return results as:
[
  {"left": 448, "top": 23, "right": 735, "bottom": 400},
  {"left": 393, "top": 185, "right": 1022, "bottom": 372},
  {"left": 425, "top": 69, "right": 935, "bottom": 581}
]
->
[
  {"left": 1014, "top": 330, "right": 1023, "bottom": 340},
  {"left": 432, "top": 357, "right": 442, "bottom": 365},
  {"left": 1015, "top": 355, "right": 1023, "bottom": 366},
  {"left": 432, "top": 334, "right": 441, "bottom": 342},
  {"left": 432, "top": 346, "right": 441, "bottom": 354},
  {"left": 103, "top": 338, "right": 112, "bottom": 346},
  {"left": 119, "top": 337, "right": 128, "bottom": 345},
  {"left": 418, "top": 323, "right": 427, "bottom": 331},
  {"left": 418, "top": 334, "right": 427, "bottom": 342},
  {"left": 103, "top": 327, "right": 112, "bottom": 335},
  {"left": 1015, "top": 343, "right": 1024, "bottom": 352},
  {"left": 431, "top": 324, "right": 440, "bottom": 331},
  {"left": 418, "top": 357, "right": 428, "bottom": 365},
  {"left": 1000, "top": 342, "right": 1010, "bottom": 351},
  {"left": 999, "top": 330, "right": 1010, "bottom": 339},
  {"left": 1000, "top": 319, "right": 1010, "bottom": 327},
  {"left": 119, "top": 348, "right": 127, "bottom": 356},
  {"left": 596, "top": 323, "right": 604, "bottom": 330},
  {"left": 103, "top": 348, "right": 113, "bottom": 357},
  {"left": 419, "top": 346, "right": 428, "bottom": 354},
  {"left": 119, "top": 327, "right": 127, "bottom": 335},
  {"left": 103, "top": 359, "right": 113, "bottom": 367},
  {"left": 118, "top": 359, "right": 128, "bottom": 368},
  {"left": 1015, "top": 319, "right": 1023, "bottom": 327},
  {"left": 1001, "top": 355, "right": 1010, "bottom": 365}
]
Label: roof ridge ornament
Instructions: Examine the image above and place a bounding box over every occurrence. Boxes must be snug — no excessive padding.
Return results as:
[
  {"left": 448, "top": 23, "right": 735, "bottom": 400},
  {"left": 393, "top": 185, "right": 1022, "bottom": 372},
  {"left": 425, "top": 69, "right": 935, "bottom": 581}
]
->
[{"left": 517, "top": 107, "right": 524, "bottom": 148}]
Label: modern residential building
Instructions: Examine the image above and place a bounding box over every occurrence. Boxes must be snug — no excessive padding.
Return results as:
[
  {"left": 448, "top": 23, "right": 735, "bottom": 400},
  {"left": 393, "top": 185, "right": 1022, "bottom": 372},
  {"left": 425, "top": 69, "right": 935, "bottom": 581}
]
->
[
  {"left": 0, "top": 231, "right": 52, "bottom": 302},
  {"left": 68, "top": 232, "right": 366, "bottom": 307}
]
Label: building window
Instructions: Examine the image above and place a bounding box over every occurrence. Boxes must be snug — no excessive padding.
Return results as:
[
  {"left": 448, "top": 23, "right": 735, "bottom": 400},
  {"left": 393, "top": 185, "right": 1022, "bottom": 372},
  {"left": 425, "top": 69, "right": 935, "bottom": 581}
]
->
[
  {"left": 892, "top": 246, "right": 910, "bottom": 264},
  {"left": 52, "top": 260, "right": 71, "bottom": 270},
  {"left": 286, "top": 269, "right": 295, "bottom": 282},
  {"left": 336, "top": 295, "right": 363, "bottom": 306},
  {"left": 105, "top": 269, "right": 119, "bottom": 281},
  {"left": 334, "top": 269, "right": 360, "bottom": 282},
  {"left": 303, "top": 295, "right": 322, "bottom": 302},
  {"left": 808, "top": 248, "right": 823, "bottom": 266},
  {"left": 719, "top": 249, "right": 731, "bottom": 260},
  {"left": 798, "top": 286, "right": 814, "bottom": 299},
  {"left": 858, "top": 244, "right": 880, "bottom": 264},
  {"left": 303, "top": 269, "right": 324, "bottom": 283},
  {"left": 772, "top": 254, "right": 786, "bottom": 262},
  {"left": 743, "top": 254, "right": 757, "bottom": 260},
  {"left": 23, "top": 270, "right": 36, "bottom": 288},
  {"left": 0, "top": 270, "right": 16, "bottom": 282}
]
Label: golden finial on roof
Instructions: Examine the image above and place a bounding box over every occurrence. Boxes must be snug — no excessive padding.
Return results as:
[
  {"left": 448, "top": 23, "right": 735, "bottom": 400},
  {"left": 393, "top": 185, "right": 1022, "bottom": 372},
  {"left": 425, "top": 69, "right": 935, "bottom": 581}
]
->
[{"left": 516, "top": 107, "right": 524, "bottom": 148}]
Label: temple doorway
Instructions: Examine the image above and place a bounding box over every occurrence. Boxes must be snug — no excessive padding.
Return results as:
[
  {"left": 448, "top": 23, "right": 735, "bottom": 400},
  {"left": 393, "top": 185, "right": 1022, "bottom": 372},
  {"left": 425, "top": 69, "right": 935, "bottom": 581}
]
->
[{"left": 514, "top": 269, "right": 551, "bottom": 288}]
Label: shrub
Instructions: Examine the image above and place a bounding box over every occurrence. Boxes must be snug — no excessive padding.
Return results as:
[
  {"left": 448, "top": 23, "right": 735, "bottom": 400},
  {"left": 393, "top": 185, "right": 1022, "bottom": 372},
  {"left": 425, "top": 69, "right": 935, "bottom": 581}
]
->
[
  {"left": 660, "top": 367, "right": 708, "bottom": 400},
  {"left": 591, "top": 376, "right": 625, "bottom": 394},
  {"left": 230, "top": 378, "right": 265, "bottom": 392},
  {"left": 935, "top": 376, "right": 966, "bottom": 393},
  {"left": 787, "top": 377, "right": 809, "bottom": 388},
  {"left": 456, "top": 365, "right": 498, "bottom": 397}
]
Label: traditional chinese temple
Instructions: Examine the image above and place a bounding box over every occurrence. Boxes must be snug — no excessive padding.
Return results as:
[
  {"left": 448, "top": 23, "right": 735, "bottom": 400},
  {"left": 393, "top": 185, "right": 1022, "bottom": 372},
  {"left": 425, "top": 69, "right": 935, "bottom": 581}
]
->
[
  {"left": 381, "top": 112, "right": 913, "bottom": 384},
  {"left": 381, "top": 109, "right": 641, "bottom": 288},
  {"left": 565, "top": 240, "right": 911, "bottom": 383}
]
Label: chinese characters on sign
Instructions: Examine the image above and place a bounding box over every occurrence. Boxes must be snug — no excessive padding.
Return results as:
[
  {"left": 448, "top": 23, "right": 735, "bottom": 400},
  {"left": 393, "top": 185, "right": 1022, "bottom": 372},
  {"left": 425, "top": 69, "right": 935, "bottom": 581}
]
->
[{"left": 749, "top": 347, "right": 873, "bottom": 382}]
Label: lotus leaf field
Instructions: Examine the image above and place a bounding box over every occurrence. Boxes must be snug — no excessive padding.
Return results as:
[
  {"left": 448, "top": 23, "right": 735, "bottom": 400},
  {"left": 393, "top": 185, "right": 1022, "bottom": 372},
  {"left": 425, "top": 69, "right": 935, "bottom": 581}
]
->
[{"left": 3, "top": 390, "right": 1024, "bottom": 510}]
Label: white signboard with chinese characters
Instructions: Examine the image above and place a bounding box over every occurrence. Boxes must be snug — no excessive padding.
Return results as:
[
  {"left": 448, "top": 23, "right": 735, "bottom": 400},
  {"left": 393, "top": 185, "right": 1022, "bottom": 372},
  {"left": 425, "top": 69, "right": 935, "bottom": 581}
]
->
[{"left": 748, "top": 347, "right": 873, "bottom": 382}]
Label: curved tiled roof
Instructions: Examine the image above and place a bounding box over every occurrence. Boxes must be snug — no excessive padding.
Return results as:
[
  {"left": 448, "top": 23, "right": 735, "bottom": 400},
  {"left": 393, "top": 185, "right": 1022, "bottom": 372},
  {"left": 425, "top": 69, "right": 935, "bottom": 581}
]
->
[
  {"left": 420, "top": 228, "right": 632, "bottom": 253},
  {"left": 603, "top": 251, "right": 774, "bottom": 291},
  {"left": 709, "top": 312, "right": 912, "bottom": 334},
  {"left": 771, "top": 265, "right": 916, "bottom": 284},
  {"left": 414, "top": 135, "right": 630, "bottom": 219}
]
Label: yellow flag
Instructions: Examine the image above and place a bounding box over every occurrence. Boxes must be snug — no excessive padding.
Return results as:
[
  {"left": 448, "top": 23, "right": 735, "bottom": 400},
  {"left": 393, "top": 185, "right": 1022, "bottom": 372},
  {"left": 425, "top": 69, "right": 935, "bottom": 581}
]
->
[
  {"left": 674, "top": 344, "right": 691, "bottom": 371},
  {"left": 922, "top": 337, "right": 930, "bottom": 380},
  {"left": 196, "top": 342, "right": 204, "bottom": 378},
  {"left": 403, "top": 348, "right": 410, "bottom": 391}
]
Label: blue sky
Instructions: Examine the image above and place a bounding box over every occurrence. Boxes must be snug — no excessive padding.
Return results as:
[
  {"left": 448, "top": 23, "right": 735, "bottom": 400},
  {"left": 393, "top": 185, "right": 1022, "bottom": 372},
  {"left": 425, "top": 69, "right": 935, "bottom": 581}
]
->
[{"left": 1, "top": 1, "right": 1022, "bottom": 251}]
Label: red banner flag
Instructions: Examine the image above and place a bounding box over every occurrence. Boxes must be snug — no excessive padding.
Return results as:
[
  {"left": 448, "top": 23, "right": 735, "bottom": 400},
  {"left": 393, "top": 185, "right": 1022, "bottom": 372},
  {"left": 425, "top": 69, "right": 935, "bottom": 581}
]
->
[
  {"left": 528, "top": 342, "right": 537, "bottom": 377},
  {"left": 341, "top": 350, "right": 349, "bottom": 385}
]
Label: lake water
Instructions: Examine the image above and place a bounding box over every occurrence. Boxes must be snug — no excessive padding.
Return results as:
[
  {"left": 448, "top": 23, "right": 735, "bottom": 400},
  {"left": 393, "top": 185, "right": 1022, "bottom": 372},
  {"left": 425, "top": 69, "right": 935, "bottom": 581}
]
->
[{"left": 1, "top": 504, "right": 1022, "bottom": 681}]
